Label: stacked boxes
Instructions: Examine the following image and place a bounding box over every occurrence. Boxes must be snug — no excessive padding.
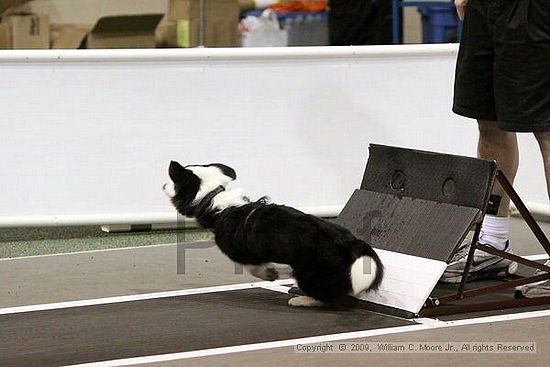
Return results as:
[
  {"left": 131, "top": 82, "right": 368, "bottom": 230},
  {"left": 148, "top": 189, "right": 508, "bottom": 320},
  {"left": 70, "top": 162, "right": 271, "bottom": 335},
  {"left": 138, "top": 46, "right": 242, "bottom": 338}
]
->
[
  {"left": 85, "top": 14, "right": 163, "bottom": 49},
  {"left": 0, "top": 13, "right": 50, "bottom": 49},
  {"left": 0, "top": 0, "right": 240, "bottom": 49},
  {"left": 167, "top": 0, "right": 239, "bottom": 47}
]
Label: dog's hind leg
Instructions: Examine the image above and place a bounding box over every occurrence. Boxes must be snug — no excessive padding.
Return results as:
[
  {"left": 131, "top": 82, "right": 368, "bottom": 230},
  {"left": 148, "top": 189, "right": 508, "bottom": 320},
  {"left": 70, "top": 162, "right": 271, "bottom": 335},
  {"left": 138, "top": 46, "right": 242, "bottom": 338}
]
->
[
  {"left": 245, "top": 264, "right": 279, "bottom": 281},
  {"left": 288, "top": 296, "right": 323, "bottom": 307}
]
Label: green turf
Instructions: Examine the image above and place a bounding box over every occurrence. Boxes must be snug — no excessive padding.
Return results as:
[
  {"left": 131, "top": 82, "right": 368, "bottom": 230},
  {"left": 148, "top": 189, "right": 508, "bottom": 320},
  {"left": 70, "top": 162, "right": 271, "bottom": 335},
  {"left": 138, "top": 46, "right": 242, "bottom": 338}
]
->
[{"left": 0, "top": 226, "right": 214, "bottom": 259}]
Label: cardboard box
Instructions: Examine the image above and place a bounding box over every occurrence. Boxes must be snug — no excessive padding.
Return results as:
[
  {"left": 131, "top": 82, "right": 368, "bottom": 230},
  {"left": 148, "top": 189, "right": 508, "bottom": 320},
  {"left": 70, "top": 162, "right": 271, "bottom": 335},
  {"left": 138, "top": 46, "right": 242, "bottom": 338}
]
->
[
  {"left": 0, "top": 21, "right": 11, "bottom": 48},
  {"left": 168, "top": 0, "right": 239, "bottom": 47},
  {"left": 0, "top": 0, "right": 32, "bottom": 16},
  {"left": 84, "top": 14, "right": 163, "bottom": 49},
  {"left": 3, "top": 13, "right": 49, "bottom": 49},
  {"left": 155, "top": 17, "right": 178, "bottom": 48},
  {"left": 51, "top": 25, "right": 88, "bottom": 49},
  {"left": 168, "top": 0, "right": 199, "bottom": 20},
  {"left": 238, "top": 0, "right": 256, "bottom": 11}
]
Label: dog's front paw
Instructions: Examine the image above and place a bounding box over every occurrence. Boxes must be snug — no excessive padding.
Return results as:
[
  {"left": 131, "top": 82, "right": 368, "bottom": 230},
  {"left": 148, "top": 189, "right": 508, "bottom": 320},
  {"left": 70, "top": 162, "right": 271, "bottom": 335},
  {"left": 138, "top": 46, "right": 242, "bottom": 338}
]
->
[
  {"left": 263, "top": 266, "right": 279, "bottom": 281},
  {"left": 245, "top": 264, "right": 279, "bottom": 281},
  {"left": 288, "top": 296, "right": 323, "bottom": 307}
]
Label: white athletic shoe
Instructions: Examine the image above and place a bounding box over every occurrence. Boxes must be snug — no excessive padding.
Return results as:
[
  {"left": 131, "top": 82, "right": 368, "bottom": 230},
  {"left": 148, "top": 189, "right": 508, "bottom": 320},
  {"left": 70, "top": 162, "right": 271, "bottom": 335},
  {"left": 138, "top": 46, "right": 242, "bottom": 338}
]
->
[
  {"left": 440, "top": 240, "right": 518, "bottom": 283},
  {"left": 516, "top": 268, "right": 550, "bottom": 298}
]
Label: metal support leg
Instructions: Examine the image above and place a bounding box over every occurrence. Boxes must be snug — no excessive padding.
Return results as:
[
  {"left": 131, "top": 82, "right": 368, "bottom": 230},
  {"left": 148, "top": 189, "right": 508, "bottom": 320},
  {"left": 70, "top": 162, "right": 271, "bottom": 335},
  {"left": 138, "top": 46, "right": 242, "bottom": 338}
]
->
[
  {"left": 421, "top": 170, "right": 550, "bottom": 316},
  {"left": 456, "top": 222, "right": 482, "bottom": 299},
  {"left": 497, "top": 170, "right": 550, "bottom": 256}
]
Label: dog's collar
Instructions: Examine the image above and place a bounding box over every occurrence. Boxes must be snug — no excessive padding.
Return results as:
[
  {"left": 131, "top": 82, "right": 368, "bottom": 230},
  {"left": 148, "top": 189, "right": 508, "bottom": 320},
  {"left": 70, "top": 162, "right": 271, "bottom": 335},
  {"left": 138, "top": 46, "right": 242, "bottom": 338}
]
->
[
  {"left": 243, "top": 206, "right": 261, "bottom": 228},
  {"left": 192, "top": 186, "right": 225, "bottom": 217},
  {"left": 236, "top": 205, "right": 262, "bottom": 244}
]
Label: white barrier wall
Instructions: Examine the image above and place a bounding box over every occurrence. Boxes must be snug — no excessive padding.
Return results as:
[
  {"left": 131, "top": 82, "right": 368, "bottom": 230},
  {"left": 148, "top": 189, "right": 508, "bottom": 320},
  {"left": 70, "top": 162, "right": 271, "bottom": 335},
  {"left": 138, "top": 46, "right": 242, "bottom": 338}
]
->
[{"left": 0, "top": 45, "right": 547, "bottom": 226}]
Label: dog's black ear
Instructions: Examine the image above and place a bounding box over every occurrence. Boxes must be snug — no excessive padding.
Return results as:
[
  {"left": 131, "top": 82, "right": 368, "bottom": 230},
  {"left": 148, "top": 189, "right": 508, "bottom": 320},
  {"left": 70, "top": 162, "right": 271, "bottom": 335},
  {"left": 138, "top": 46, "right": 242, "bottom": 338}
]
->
[
  {"left": 169, "top": 161, "right": 194, "bottom": 182},
  {"left": 210, "top": 163, "right": 237, "bottom": 181}
]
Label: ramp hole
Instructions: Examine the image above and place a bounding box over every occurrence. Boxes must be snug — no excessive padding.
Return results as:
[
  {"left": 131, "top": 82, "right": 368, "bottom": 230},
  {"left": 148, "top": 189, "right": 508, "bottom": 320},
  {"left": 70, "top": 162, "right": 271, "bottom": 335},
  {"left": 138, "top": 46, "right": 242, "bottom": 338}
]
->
[
  {"left": 442, "top": 177, "right": 456, "bottom": 198},
  {"left": 391, "top": 170, "right": 406, "bottom": 191}
]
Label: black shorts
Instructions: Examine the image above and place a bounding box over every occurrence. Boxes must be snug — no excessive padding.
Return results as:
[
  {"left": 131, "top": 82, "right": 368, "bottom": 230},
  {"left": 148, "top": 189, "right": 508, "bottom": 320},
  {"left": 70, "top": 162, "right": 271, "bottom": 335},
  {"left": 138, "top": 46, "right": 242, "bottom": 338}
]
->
[{"left": 453, "top": 0, "right": 550, "bottom": 132}]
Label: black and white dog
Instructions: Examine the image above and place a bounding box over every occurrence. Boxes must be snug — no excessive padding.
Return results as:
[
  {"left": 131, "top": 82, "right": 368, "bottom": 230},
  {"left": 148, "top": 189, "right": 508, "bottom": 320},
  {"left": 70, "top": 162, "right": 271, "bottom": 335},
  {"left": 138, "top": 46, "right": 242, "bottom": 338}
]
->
[{"left": 163, "top": 161, "right": 383, "bottom": 307}]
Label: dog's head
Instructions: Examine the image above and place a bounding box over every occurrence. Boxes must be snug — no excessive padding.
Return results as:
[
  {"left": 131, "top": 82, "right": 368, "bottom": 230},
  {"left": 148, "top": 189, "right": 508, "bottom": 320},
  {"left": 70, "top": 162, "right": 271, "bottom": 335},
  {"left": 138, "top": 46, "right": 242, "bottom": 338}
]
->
[{"left": 163, "top": 161, "right": 237, "bottom": 217}]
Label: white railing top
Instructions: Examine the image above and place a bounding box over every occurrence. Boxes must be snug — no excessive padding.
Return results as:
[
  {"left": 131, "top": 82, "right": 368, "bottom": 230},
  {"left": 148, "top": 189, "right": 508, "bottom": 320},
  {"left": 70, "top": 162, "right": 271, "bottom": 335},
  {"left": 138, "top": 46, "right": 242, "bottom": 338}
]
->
[{"left": 0, "top": 44, "right": 459, "bottom": 63}]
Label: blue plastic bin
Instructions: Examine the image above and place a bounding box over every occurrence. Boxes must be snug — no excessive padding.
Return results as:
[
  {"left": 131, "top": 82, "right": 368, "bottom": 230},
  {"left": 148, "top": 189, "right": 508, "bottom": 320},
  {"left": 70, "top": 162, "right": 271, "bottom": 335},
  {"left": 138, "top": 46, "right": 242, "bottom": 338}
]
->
[{"left": 418, "top": 6, "right": 458, "bottom": 43}]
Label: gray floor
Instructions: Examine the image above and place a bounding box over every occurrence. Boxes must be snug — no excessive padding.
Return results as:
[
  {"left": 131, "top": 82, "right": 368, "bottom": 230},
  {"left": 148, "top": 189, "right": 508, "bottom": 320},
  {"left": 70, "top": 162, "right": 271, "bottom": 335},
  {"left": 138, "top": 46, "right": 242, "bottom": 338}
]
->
[
  {"left": 0, "top": 243, "right": 261, "bottom": 308},
  {"left": 141, "top": 318, "right": 548, "bottom": 367},
  {"left": 2, "top": 217, "right": 547, "bottom": 308},
  {"left": 0, "top": 288, "right": 413, "bottom": 367},
  {"left": 1, "top": 216, "right": 549, "bottom": 366}
]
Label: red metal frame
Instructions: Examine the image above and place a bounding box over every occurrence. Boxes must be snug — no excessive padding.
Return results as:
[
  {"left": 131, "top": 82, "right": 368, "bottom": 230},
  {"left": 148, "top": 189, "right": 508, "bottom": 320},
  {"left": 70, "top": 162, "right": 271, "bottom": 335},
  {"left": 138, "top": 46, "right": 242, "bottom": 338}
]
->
[{"left": 419, "top": 171, "right": 550, "bottom": 317}]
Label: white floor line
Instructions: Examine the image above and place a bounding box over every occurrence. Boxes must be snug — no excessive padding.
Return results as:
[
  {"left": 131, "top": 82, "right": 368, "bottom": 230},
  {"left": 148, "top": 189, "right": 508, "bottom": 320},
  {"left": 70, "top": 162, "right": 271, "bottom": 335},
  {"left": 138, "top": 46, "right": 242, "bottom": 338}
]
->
[
  {"left": 417, "top": 308, "right": 550, "bottom": 327},
  {"left": 0, "top": 242, "right": 183, "bottom": 261},
  {"left": 257, "top": 281, "right": 295, "bottom": 294},
  {"left": 0, "top": 280, "right": 291, "bottom": 315},
  {"left": 63, "top": 308, "right": 550, "bottom": 367}
]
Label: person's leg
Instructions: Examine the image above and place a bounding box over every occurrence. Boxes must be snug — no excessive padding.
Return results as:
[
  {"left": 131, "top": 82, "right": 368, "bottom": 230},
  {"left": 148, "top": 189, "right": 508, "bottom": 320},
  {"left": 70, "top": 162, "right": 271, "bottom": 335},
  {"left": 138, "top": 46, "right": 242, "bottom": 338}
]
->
[
  {"left": 534, "top": 131, "right": 550, "bottom": 201},
  {"left": 533, "top": 131, "right": 550, "bottom": 269},
  {"left": 477, "top": 120, "right": 519, "bottom": 216},
  {"left": 517, "top": 132, "right": 550, "bottom": 297},
  {"left": 476, "top": 120, "right": 518, "bottom": 250},
  {"left": 440, "top": 121, "right": 519, "bottom": 283},
  {"left": 488, "top": 0, "right": 550, "bottom": 294}
]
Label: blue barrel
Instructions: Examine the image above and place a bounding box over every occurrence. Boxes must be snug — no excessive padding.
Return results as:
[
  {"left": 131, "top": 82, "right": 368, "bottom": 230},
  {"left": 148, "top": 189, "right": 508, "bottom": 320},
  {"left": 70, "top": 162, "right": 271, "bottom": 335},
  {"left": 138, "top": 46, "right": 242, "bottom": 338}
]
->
[{"left": 418, "top": 6, "right": 458, "bottom": 43}]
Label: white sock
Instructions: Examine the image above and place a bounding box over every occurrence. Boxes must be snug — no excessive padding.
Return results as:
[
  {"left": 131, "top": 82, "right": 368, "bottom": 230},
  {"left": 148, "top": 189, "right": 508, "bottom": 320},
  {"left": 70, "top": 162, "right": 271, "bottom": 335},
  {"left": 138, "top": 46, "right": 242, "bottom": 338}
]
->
[{"left": 479, "top": 215, "right": 510, "bottom": 251}]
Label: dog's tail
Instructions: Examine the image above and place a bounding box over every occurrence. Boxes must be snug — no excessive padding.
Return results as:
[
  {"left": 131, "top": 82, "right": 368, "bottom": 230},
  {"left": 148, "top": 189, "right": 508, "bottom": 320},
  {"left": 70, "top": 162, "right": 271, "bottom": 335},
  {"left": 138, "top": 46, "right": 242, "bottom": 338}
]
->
[{"left": 348, "top": 239, "right": 384, "bottom": 296}]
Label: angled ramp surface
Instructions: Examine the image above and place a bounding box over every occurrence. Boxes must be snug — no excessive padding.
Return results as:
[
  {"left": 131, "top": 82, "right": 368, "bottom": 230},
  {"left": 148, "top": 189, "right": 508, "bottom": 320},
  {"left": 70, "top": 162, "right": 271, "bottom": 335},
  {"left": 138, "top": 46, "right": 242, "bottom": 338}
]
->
[{"left": 337, "top": 189, "right": 479, "bottom": 262}]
